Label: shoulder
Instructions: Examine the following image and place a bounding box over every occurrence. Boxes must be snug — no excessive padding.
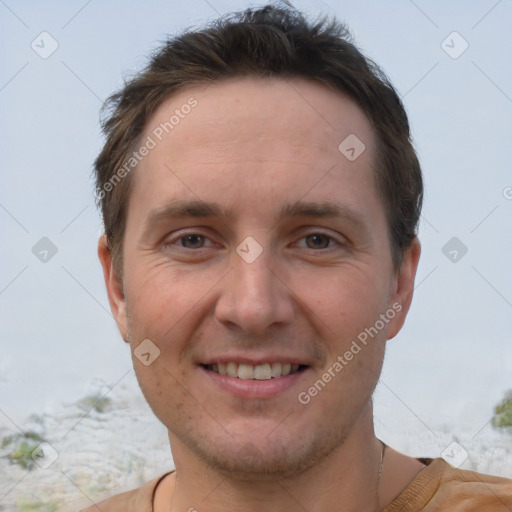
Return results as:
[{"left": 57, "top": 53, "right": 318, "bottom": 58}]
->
[
  {"left": 434, "top": 461, "right": 512, "bottom": 507},
  {"left": 385, "top": 458, "right": 512, "bottom": 511},
  {"left": 80, "top": 473, "right": 171, "bottom": 512}
]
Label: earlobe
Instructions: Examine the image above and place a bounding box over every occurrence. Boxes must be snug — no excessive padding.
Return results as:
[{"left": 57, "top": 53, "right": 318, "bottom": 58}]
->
[
  {"left": 97, "top": 235, "right": 129, "bottom": 341},
  {"left": 387, "top": 238, "right": 421, "bottom": 340}
]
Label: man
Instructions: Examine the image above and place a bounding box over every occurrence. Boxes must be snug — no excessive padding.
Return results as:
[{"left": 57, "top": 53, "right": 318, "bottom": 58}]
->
[{"left": 86, "top": 4, "right": 512, "bottom": 511}]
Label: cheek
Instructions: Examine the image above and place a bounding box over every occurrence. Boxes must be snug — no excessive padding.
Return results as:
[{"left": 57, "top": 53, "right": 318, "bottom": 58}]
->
[
  {"left": 125, "top": 264, "right": 202, "bottom": 333},
  {"left": 124, "top": 266, "right": 214, "bottom": 381},
  {"left": 132, "top": 357, "right": 191, "bottom": 428},
  {"left": 294, "top": 267, "right": 388, "bottom": 334}
]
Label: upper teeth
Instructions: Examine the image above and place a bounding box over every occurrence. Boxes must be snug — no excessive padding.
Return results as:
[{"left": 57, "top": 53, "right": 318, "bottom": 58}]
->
[{"left": 208, "top": 362, "right": 301, "bottom": 380}]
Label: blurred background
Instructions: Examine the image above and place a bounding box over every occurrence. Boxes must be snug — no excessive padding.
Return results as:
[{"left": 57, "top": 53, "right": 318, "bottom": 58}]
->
[{"left": 1, "top": 0, "right": 511, "bottom": 509}]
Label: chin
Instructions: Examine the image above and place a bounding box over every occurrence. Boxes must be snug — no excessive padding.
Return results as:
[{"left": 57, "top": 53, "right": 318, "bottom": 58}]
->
[{"left": 177, "top": 421, "right": 350, "bottom": 481}]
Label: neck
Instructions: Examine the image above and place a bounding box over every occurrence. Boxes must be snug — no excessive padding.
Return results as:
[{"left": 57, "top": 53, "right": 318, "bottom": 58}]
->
[{"left": 163, "top": 405, "right": 384, "bottom": 512}]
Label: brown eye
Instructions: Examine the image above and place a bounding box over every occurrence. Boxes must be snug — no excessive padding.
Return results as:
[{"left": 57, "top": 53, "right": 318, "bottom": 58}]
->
[
  {"left": 180, "top": 234, "right": 205, "bottom": 249},
  {"left": 305, "top": 234, "right": 331, "bottom": 249}
]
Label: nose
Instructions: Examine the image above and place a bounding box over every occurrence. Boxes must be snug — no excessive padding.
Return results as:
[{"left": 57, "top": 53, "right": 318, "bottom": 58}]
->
[{"left": 214, "top": 245, "right": 295, "bottom": 335}]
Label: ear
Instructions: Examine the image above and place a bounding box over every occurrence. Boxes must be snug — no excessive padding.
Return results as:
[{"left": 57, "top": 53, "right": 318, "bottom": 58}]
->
[
  {"left": 98, "top": 235, "right": 129, "bottom": 342},
  {"left": 387, "top": 238, "right": 421, "bottom": 340}
]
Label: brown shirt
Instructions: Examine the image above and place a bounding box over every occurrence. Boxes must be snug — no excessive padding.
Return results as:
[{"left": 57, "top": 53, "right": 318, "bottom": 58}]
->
[{"left": 81, "top": 458, "right": 512, "bottom": 511}]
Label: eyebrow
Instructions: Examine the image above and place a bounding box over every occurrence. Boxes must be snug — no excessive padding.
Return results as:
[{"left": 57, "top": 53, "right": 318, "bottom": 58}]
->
[
  {"left": 142, "top": 199, "right": 370, "bottom": 235},
  {"left": 144, "top": 200, "right": 231, "bottom": 229},
  {"left": 279, "top": 201, "right": 362, "bottom": 224},
  {"left": 278, "top": 201, "right": 371, "bottom": 237}
]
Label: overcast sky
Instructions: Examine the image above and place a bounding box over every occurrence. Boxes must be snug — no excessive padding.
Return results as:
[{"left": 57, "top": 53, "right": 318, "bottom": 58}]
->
[{"left": 1, "top": 0, "right": 511, "bottom": 452}]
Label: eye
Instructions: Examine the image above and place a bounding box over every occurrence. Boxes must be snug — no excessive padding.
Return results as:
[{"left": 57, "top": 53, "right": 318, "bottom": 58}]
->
[
  {"left": 164, "top": 232, "right": 215, "bottom": 251},
  {"left": 304, "top": 233, "right": 332, "bottom": 249},
  {"left": 296, "top": 232, "right": 340, "bottom": 250},
  {"left": 179, "top": 234, "right": 207, "bottom": 249},
  {"left": 160, "top": 229, "right": 223, "bottom": 261}
]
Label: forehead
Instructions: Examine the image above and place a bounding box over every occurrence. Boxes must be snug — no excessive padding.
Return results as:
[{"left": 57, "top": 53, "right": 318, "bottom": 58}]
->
[
  {"left": 143, "top": 77, "right": 373, "bottom": 162},
  {"left": 130, "top": 77, "right": 379, "bottom": 222}
]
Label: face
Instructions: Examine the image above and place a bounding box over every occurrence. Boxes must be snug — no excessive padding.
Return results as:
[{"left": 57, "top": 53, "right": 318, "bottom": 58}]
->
[{"left": 99, "top": 77, "right": 419, "bottom": 479}]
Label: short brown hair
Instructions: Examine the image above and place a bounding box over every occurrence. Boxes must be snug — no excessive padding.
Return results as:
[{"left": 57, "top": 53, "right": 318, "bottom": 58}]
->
[{"left": 94, "top": 4, "right": 423, "bottom": 274}]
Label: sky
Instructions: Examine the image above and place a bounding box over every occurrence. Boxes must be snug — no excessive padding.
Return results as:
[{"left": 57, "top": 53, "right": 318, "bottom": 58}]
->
[{"left": 1, "top": 0, "right": 511, "bottom": 458}]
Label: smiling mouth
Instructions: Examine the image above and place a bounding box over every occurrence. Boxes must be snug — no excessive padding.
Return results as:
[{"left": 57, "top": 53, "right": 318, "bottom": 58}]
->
[{"left": 203, "top": 362, "right": 308, "bottom": 380}]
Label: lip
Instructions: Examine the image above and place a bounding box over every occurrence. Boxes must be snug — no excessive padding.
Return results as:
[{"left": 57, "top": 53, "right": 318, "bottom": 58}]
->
[
  {"left": 200, "top": 355, "right": 310, "bottom": 366},
  {"left": 199, "top": 365, "right": 311, "bottom": 399}
]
